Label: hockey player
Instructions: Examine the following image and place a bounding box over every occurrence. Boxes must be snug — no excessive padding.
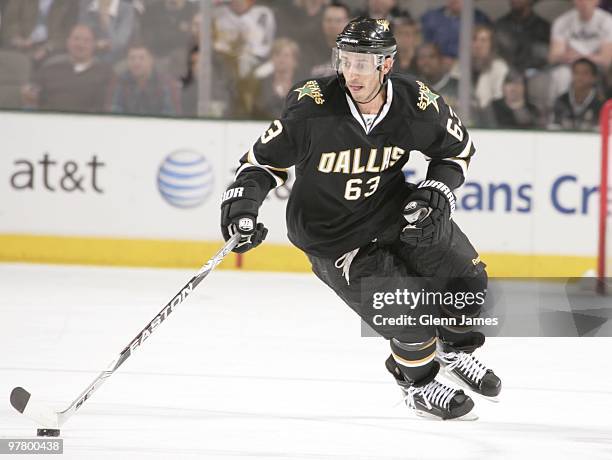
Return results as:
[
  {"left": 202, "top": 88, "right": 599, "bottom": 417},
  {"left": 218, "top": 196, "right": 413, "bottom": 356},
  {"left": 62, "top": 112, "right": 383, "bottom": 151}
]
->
[{"left": 220, "top": 18, "right": 501, "bottom": 420}]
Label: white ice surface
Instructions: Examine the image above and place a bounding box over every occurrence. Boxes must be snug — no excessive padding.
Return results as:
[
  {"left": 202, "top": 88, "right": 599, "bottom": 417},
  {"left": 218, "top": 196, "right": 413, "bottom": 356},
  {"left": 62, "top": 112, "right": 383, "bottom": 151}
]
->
[{"left": 0, "top": 263, "right": 611, "bottom": 460}]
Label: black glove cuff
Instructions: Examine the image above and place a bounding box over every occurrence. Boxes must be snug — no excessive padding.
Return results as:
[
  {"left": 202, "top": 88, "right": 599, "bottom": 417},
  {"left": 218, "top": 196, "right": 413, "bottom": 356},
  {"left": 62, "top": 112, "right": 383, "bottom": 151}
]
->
[{"left": 221, "top": 184, "right": 261, "bottom": 218}]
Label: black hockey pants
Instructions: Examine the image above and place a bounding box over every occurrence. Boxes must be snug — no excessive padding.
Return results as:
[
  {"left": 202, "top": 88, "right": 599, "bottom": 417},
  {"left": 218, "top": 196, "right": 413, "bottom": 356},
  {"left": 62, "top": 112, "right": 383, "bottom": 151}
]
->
[{"left": 307, "top": 220, "right": 487, "bottom": 382}]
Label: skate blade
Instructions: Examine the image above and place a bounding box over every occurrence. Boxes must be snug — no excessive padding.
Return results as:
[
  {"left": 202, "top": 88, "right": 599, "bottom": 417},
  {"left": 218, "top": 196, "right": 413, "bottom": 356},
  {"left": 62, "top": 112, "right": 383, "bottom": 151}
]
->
[
  {"left": 414, "top": 409, "right": 479, "bottom": 422},
  {"left": 440, "top": 367, "right": 500, "bottom": 403},
  {"left": 394, "top": 397, "right": 479, "bottom": 421}
]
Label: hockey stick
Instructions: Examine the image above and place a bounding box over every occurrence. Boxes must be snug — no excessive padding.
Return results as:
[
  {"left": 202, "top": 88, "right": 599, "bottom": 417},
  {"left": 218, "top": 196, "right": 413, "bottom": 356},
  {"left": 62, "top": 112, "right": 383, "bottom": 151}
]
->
[{"left": 10, "top": 233, "right": 241, "bottom": 430}]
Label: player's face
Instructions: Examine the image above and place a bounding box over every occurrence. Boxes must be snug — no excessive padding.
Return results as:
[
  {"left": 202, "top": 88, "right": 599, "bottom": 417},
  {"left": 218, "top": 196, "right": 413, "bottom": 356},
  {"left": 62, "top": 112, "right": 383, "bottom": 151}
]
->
[{"left": 335, "top": 50, "right": 392, "bottom": 101}]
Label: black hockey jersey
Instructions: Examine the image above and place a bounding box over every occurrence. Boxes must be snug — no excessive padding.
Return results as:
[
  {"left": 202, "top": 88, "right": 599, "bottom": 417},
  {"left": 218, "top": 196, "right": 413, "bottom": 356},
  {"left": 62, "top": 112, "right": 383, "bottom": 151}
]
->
[{"left": 233, "top": 74, "right": 475, "bottom": 258}]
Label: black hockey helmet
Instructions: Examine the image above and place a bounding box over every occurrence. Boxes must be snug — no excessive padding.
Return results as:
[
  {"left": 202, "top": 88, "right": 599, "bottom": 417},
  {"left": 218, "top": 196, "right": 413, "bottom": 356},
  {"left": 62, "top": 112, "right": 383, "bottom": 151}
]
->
[
  {"left": 333, "top": 18, "right": 397, "bottom": 104},
  {"left": 335, "top": 17, "right": 397, "bottom": 58}
]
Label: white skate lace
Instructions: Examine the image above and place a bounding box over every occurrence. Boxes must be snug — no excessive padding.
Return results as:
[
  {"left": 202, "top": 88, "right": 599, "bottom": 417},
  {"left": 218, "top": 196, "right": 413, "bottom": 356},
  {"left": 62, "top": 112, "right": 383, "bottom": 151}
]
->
[
  {"left": 405, "top": 380, "right": 457, "bottom": 411},
  {"left": 334, "top": 248, "right": 360, "bottom": 285},
  {"left": 440, "top": 351, "right": 488, "bottom": 384}
]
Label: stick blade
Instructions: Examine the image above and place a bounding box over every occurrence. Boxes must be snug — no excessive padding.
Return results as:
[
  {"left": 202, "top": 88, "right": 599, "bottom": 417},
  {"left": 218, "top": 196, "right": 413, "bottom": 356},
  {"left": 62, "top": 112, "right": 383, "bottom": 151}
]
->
[{"left": 10, "top": 387, "right": 59, "bottom": 429}]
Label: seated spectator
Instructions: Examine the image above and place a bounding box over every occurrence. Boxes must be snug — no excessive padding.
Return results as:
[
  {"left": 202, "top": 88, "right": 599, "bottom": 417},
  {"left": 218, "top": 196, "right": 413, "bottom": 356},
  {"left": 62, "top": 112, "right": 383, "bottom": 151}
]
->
[
  {"left": 495, "top": 0, "right": 550, "bottom": 73},
  {"left": 1, "top": 0, "right": 78, "bottom": 65},
  {"left": 551, "top": 58, "right": 604, "bottom": 131},
  {"left": 483, "top": 70, "right": 541, "bottom": 129},
  {"left": 252, "top": 38, "right": 300, "bottom": 119},
  {"left": 110, "top": 43, "right": 180, "bottom": 116},
  {"left": 214, "top": 0, "right": 276, "bottom": 78},
  {"left": 392, "top": 16, "right": 419, "bottom": 77},
  {"left": 356, "top": 0, "right": 410, "bottom": 22},
  {"left": 181, "top": 44, "right": 238, "bottom": 118},
  {"left": 550, "top": 0, "right": 612, "bottom": 69},
  {"left": 548, "top": 0, "right": 612, "bottom": 100},
  {"left": 308, "top": 2, "right": 351, "bottom": 79},
  {"left": 21, "top": 23, "right": 113, "bottom": 112},
  {"left": 141, "top": 0, "right": 196, "bottom": 60},
  {"left": 416, "top": 43, "right": 459, "bottom": 109},
  {"left": 421, "top": 0, "right": 490, "bottom": 68},
  {"left": 78, "top": 0, "right": 138, "bottom": 63},
  {"left": 472, "top": 25, "right": 509, "bottom": 109}
]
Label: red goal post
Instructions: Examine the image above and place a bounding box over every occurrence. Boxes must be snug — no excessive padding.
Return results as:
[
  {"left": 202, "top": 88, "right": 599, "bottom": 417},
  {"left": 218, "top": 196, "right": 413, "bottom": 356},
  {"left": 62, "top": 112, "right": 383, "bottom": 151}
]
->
[{"left": 598, "top": 99, "right": 612, "bottom": 293}]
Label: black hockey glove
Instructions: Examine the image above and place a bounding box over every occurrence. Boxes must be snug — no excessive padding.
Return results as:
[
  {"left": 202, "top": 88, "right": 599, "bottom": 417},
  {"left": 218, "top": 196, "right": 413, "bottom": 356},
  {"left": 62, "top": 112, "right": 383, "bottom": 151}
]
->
[
  {"left": 400, "top": 180, "right": 456, "bottom": 248},
  {"left": 221, "top": 181, "right": 268, "bottom": 254}
]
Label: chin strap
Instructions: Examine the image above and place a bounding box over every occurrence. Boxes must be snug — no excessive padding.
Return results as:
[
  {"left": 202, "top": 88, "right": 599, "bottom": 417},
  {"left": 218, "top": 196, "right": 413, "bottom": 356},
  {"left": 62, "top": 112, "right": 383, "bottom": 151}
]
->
[{"left": 355, "top": 83, "right": 384, "bottom": 105}]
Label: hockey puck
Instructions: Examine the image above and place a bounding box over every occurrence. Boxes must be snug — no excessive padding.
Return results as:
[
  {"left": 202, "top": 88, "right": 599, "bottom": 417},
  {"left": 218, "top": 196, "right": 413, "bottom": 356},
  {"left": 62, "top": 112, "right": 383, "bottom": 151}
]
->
[{"left": 37, "top": 428, "right": 60, "bottom": 437}]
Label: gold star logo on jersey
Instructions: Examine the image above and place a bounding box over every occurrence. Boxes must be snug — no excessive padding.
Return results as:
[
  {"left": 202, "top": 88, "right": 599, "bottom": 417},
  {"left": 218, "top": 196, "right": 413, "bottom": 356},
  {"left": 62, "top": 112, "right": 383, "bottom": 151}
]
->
[
  {"left": 376, "top": 19, "right": 390, "bottom": 31},
  {"left": 416, "top": 80, "right": 440, "bottom": 113},
  {"left": 294, "top": 80, "right": 325, "bottom": 105}
]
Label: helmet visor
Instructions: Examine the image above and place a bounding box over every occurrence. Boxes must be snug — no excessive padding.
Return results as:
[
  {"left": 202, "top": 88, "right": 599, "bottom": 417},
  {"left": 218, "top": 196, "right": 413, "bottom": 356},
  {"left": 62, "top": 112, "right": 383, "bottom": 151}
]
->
[{"left": 332, "top": 49, "right": 385, "bottom": 76}]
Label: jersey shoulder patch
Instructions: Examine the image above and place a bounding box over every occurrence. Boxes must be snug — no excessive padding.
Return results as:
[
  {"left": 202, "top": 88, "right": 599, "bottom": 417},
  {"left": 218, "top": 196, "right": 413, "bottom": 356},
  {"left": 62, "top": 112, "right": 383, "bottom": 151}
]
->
[
  {"left": 391, "top": 74, "right": 443, "bottom": 120},
  {"left": 283, "top": 76, "right": 338, "bottom": 119}
]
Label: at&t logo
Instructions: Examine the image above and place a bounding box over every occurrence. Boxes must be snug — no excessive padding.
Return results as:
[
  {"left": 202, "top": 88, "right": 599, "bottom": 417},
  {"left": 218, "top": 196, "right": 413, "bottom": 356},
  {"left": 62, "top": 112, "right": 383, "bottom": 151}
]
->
[{"left": 157, "top": 150, "right": 214, "bottom": 209}]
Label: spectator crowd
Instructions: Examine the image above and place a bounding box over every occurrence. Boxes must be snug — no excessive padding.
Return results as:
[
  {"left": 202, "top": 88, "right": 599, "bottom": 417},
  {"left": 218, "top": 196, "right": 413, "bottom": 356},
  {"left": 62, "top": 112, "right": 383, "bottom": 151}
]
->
[{"left": 1, "top": 0, "right": 612, "bottom": 131}]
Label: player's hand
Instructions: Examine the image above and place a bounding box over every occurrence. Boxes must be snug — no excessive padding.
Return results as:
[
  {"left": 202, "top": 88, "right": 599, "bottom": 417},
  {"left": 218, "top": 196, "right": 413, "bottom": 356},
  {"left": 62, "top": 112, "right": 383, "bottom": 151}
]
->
[
  {"left": 400, "top": 180, "right": 455, "bottom": 247},
  {"left": 223, "top": 216, "right": 268, "bottom": 254},
  {"left": 220, "top": 184, "right": 268, "bottom": 254}
]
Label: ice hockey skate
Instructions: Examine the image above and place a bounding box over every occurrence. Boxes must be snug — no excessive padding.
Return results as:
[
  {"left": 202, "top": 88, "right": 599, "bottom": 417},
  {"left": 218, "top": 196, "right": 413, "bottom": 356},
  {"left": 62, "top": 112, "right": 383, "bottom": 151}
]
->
[
  {"left": 437, "top": 338, "right": 502, "bottom": 402},
  {"left": 385, "top": 356, "right": 477, "bottom": 421}
]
